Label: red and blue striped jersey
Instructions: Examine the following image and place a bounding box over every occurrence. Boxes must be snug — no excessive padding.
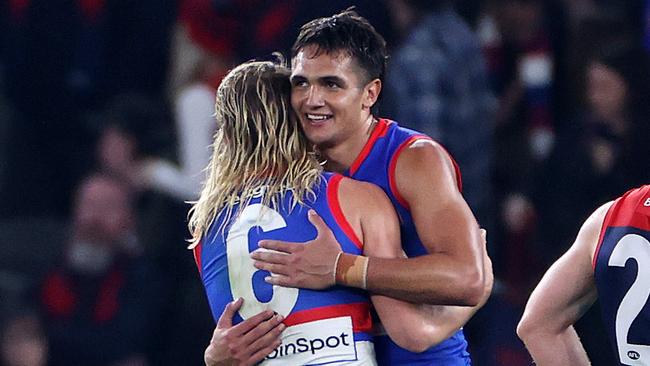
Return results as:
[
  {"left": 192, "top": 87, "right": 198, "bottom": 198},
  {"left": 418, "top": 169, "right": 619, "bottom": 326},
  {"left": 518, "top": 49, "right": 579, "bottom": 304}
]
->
[
  {"left": 594, "top": 185, "right": 650, "bottom": 365},
  {"left": 193, "top": 172, "right": 375, "bottom": 365}
]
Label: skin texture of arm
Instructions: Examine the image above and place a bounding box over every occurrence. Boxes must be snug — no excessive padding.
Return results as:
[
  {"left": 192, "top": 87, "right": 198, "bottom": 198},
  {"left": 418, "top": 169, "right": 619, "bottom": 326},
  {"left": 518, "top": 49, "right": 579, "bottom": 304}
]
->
[
  {"left": 338, "top": 177, "right": 484, "bottom": 352},
  {"left": 364, "top": 139, "right": 485, "bottom": 305},
  {"left": 517, "top": 202, "right": 612, "bottom": 366}
]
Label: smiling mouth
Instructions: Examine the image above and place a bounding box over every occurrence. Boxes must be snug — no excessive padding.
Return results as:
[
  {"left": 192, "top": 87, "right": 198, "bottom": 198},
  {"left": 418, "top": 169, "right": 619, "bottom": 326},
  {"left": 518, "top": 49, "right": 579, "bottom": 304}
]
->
[{"left": 305, "top": 113, "right": 333, "bottom": 124}]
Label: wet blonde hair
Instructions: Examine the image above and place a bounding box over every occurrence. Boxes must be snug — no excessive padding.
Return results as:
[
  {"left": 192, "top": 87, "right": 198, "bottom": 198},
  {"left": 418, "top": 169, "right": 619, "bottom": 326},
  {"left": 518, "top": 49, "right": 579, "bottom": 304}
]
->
[{"left": 188, "top": 60, "right": 322, "bottom": 245}]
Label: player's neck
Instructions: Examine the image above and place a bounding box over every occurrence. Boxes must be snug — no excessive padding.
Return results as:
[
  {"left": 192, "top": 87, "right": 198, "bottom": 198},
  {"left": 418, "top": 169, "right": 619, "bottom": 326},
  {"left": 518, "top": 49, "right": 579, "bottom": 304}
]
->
[{"left": 319, "top": 114, "right": 377, "bottom": 173}]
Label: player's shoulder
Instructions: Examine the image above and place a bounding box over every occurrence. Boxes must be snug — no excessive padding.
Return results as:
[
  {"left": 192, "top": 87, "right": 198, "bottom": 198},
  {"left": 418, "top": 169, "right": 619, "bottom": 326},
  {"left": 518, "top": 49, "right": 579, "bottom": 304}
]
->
[
  {"left": 336, "top": 175, "right": 387, "bottom": 203},
  {"left": 585, "top": 201, "right": 614, "bottom": 232},
  {"left": 395, "top": 136, "right": 454, "bottom": 174},
  {"left": 620, "top": 184, "right": 650, "bottom": 211},
  {"left": 577, "top": 201, "right": 614, "bottom": 264}
]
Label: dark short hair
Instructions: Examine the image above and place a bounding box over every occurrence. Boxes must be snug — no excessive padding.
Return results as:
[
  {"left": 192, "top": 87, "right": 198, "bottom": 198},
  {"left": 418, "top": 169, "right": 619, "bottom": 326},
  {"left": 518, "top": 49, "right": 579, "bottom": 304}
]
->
[{"left": 291, "top": 8, "right": 388, "bottom": 85}]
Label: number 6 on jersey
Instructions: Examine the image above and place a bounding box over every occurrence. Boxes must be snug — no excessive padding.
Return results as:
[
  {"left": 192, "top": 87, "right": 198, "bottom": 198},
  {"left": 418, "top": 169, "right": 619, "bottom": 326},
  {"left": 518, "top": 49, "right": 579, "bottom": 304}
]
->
[{"left": 226, "top": 203, "right": 299, "bottom": 319}]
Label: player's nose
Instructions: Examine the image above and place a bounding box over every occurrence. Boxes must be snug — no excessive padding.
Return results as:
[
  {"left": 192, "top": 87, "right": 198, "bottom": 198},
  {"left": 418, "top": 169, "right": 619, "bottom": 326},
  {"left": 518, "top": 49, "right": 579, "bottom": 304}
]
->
[{"left": 305, "top": 86, "right": 325, "bottom": 107}]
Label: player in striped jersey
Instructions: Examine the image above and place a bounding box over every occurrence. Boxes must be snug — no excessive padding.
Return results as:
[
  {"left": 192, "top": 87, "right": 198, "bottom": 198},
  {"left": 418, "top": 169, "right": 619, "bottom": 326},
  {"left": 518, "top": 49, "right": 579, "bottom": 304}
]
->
[
  {"left": 518, "top": 185, "right": 650, "bottom": 365},
  {"left": 191, "top": 60, "right": 475, "bottom": 366}
]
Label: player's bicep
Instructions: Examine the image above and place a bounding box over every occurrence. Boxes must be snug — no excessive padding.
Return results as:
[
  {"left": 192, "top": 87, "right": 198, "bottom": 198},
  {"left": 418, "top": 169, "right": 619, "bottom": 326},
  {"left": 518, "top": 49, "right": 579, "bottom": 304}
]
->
[
  {"left": 395, "top": 141, "right": 480, "bottom": 255},
  {"left": 524, "top": 248, "right": 598, "bottom": 333}
]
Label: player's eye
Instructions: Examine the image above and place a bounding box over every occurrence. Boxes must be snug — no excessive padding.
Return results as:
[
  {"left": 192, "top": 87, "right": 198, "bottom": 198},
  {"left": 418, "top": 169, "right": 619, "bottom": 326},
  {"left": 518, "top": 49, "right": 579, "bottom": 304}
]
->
[{"left": 325, "top": 81, "right": 340, "bottom": 89}]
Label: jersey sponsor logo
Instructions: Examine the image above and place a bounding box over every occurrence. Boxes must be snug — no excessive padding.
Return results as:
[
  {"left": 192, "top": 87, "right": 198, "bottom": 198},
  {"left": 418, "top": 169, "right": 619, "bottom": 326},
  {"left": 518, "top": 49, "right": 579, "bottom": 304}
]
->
[
  {"left": 628, "top": 350, "right": 640, "bottom": 360},
  {"left": 262, "top": 316, "right": 361, "bottom": 365},
  {"left": 644, "top": 197, "right": 650, "bottom": 207}
]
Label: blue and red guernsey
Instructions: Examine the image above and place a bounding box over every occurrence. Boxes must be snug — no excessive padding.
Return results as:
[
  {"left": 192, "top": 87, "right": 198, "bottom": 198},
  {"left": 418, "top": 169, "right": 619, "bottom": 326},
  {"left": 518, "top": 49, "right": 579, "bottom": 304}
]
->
[
  {"left": 345, "top": 118, "right": 470, "bottom": 365},
  {"left": 194, "top": 172, "right": 376, "bottom": 365},
  {"left": 594, "top": 185, "right": 650, "bottom": 366}
]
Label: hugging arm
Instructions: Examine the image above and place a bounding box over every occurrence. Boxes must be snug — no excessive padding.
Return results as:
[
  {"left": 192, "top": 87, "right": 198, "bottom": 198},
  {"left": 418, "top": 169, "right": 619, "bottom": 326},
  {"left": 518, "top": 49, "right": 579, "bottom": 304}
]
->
[
  {"left": 341, "top": 178, "right": 489, "bottom": 352},
  {"left": 254, "top": 141, "right": 489, "bottom": 305}
]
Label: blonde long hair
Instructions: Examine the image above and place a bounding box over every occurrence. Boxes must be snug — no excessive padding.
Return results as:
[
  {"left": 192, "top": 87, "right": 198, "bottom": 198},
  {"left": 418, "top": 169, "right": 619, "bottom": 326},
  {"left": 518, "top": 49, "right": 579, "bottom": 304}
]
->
[{"left": 188, "top": 60, "right": 322, "bottom": 245}]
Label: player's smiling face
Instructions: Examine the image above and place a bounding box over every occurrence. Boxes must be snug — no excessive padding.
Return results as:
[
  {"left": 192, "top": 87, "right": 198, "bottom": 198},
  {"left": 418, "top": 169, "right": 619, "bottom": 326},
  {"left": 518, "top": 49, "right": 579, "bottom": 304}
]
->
[{"left": 290, "top": 45, "right": 376, "bottom": 149}]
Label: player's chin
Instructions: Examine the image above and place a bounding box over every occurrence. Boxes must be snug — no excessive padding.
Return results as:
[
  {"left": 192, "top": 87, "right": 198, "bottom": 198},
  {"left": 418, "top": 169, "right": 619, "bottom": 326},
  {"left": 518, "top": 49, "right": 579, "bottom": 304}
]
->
[{"left": 303, "top": 130, "right": 332, "bottom": 147}]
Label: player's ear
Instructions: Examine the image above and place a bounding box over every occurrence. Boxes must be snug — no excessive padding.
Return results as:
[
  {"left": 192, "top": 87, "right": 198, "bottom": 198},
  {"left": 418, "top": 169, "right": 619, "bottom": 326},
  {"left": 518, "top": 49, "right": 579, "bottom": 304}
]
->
[{"left": 362, "top": 79, "right": 381, "bottom": 110}]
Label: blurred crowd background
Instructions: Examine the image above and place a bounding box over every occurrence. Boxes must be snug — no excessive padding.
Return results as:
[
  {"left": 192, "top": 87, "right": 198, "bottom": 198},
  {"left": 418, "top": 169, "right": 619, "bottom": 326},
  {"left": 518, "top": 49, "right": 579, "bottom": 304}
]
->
[{"left": 0, "top": 0, "right": 648, "bottom": 365}]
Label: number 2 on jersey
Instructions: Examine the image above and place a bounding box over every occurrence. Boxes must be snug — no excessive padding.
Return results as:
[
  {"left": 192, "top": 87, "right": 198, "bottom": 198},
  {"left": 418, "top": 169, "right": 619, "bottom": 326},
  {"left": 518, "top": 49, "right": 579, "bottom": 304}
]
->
[
  {"left": 226, "top": 203, "right": 299, "bottom": 319},
  {"left": 608, "top": 233, "right": 650, "bottom": 365}
]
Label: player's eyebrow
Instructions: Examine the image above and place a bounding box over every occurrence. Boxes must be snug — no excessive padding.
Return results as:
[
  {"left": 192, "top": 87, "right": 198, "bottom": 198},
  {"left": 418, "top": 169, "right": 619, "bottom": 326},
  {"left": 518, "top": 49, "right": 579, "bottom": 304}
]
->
[
  {"left": 319, "top": 76, "right": 347, "bottom": 88},
  {"left": 289, "top": 74, "right": 307, "bottom": 84}
]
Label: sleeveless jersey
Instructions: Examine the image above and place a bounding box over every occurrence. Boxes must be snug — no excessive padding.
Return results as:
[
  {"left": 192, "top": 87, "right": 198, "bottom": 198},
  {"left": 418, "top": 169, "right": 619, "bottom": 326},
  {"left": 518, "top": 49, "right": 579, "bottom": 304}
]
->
[
  {"left": 194, "top": 173, "right": 376, "bottom": 365},
  {"left": 345, "top": 118, "right": 471, "bottom": 365},
  {"left": 594, "top": 185, "right": 650, "bottom": 366}
]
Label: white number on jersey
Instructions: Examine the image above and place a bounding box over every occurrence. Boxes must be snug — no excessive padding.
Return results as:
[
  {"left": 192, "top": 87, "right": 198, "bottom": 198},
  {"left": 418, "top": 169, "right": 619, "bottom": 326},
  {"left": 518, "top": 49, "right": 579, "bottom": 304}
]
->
[
  {"left": 608, "top": 234, "right": 650, "bottom": 365},
  {"left": 226, "top": 203, "right": 299, "bottom": 319}
]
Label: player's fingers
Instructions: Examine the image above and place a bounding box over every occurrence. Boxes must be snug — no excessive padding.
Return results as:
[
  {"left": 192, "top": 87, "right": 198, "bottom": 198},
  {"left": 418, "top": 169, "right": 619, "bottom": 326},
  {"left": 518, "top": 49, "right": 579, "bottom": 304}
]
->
[
  {"left": 248, "top": 338, "right": 283, "bottom": 365},
  {"left": 263, "top": 273, "right": 295, "bottom": 287},
  {"left": 308, "top": 209, "right": 331, "bottom": 239},
  {"left": 258, "top": 239, "right": 302, "bottom": 254},
  {"left": 252, "top": 260, "right": 291, "bottom": 276},
  {"left": 241, "top": 313, "right": 284, "bottom": 346},
  {"left": 250, "top": 249, "right": 290, "bottom": 264},
  {"left": 230, "top": 309, "right": 275, "bottom": 335},
  {"left": 216, "top": 297, "right": 243, "bottom": 329}
]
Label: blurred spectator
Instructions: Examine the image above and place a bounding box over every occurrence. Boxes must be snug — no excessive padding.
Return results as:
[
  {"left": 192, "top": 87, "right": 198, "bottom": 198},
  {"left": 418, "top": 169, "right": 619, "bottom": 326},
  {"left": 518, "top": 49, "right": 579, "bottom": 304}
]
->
[
  {"left": 535, "top": 43, "right": 650, "bottom": 264},
  {"left": 477, "top": 0, "right": 569, "bottom": 295},
  {"left": 96, "top": 93, "right": 174, "bottom": 190},
  {"left": 382, "top": 0, "right": 496, "bottom": 246},
  {"left": 0, "top": 308, "right": 48, "bottom": 366},
  {"left": 143, "top": 56, "right": 221, "bottom": 202},
  {"left": 0, "top": 0, "right": 176, "bottom": 218},
  {"left": 96, "top": 92, "right": 213, "bottom": 366},
  {"left": 38, "top": 174, "right": 163, "bottom": 366}
]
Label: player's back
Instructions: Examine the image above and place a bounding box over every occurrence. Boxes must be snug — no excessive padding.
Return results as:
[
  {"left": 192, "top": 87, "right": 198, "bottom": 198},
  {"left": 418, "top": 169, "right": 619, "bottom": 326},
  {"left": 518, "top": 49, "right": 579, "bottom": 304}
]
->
[
  {"left": 194, "top": 172, "right": 376, "bottom": 365},
  {"left": 346, "top": 118, "right": 470, "bottom": 365},
  {"left": 594, "top": 185, "right": 650, "bottom": 365}
]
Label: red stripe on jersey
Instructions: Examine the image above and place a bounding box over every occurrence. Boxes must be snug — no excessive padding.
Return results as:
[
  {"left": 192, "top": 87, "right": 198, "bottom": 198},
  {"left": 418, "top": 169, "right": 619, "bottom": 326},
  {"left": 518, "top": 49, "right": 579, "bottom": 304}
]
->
[
  {"left": 283, "top": 302, "right": 372, "bottom": 333},
  {"left": 387, "top": 136, "right": 463, "bottom": 210},
  {"left": 593, "top": 185, "right": 650, "bottom": 269},
  {"left": 388, "top": 135, "right": 429, "bottom": 210},
  {"left": 327, "top": 175, "right": 363, "bottom": 250},
  {"left": 348, "top": 119, "right": 392, "bottom": 176},
  {"left": 193, "top": 240, "right": 203, "bottom": 277}
]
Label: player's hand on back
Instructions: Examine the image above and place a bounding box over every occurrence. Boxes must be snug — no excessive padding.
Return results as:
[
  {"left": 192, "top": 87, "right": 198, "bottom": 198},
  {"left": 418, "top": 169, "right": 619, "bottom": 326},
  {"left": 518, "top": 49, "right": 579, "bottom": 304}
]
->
[
  {"left": 205, "top": 298, "right": 285, "bottom": 366},
  {"left": 251, "top": 210, "right": 342, "bottom": 290}
]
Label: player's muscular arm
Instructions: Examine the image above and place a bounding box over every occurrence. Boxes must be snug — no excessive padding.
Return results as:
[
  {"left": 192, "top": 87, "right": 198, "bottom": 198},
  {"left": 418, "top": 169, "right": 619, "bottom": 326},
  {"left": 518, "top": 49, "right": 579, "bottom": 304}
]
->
[
  {"left": 339, "top": 178, "right": 482, "bottom": 352},
  {"left": 517, "top": 202, "right": 611, "bottom": 366},
  {"left": 251, "top": 141, "right": 490, "bottom": 305},
  {"left": 365, "top": 140, "right": 486, "bottom": 305}
]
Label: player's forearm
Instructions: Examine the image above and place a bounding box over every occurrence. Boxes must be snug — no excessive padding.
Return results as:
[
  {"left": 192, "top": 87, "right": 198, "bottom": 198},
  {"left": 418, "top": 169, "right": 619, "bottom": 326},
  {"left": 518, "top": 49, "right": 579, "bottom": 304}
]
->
[
  {"left": 336, "top": 253, "right": 484, "bottom": 305},
  {"left": 520, "top": 326, "right": 591, "bottom": 366}
]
